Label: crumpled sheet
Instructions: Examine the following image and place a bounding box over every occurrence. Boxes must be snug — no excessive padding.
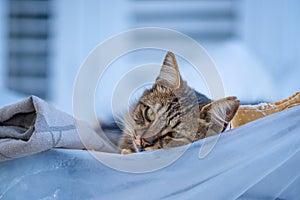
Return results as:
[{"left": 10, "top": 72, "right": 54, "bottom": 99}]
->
[
  {"left": 0, "top": 96, "right": 116, "bottom": 162},
  {"left": 0, "top": 98, "right": 299, "bottom": 199}
]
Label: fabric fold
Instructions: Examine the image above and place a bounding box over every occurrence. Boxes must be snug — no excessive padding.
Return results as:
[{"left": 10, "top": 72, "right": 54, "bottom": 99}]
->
[{"left": 0, "top": 96, "right": 117, "bottom": 162}]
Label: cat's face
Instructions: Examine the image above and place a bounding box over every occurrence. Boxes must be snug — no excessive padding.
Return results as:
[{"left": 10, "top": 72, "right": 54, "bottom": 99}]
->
[
  {"left": 122, "top": 52, "right": 239, "bottom": 152},
  {"left": 128, "top": 84, "right": 199, "bottom": 151}
]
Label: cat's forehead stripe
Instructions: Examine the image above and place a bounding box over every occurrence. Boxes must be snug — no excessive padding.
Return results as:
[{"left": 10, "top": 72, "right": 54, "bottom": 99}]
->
[{"left": 139, "top": 100, "right": 147, "bottom": 106}]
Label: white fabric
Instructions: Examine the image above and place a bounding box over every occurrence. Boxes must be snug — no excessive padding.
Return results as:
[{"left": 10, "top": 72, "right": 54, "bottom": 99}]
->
[{"left": 0, "top": 105, "right": 299, "bottom": 199}]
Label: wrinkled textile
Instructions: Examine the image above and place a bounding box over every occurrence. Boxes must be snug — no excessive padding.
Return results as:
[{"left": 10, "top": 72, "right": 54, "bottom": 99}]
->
[
  {"left": 0, "top": 101, "right": 299, "bottom": 199},
  {"left": 0, "top": 96, "right": 116, "bottom": 162}
]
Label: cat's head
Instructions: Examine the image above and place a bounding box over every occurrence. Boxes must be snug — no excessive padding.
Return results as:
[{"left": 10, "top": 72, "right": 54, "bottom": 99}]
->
[{"left": 122, "top": 52, "right": 239, "bottom": 152}]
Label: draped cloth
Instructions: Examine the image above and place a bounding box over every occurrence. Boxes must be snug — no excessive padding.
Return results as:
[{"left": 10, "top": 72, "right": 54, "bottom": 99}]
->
[
  {"left": 0, "top": 96, "right": 116, "bottom": 162},
  {"left": 0, "top": 97, "right": 299, "bottom": 199}
]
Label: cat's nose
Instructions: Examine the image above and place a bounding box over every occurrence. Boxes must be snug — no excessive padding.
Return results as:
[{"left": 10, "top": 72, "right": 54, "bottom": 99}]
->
[{"left": 141, "top": 136, "right": 155, "bottom": 146}]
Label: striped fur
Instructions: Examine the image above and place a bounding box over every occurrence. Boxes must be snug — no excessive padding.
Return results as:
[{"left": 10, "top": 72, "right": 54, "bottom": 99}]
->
[{"left": 119, "top": 52, "right": 239, "bottom": 153}]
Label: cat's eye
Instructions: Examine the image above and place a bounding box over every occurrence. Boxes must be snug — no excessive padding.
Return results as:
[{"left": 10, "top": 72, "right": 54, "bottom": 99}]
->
[{"left": 145, "top": 107, "right": 155, "bottom": 122}]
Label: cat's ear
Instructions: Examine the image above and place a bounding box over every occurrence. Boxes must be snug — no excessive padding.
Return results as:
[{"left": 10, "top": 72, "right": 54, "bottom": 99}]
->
[
  {"left": 155, "top": 52, "right": 181, "bottom": 89},
  {"left": 200, "top": 96, "right": 239, "bottom": 137}
]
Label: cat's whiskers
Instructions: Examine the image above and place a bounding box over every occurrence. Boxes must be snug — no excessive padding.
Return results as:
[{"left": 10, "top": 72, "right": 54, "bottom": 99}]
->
[{"left": 115, "top": 114, "right": 135, "bottom": 138}]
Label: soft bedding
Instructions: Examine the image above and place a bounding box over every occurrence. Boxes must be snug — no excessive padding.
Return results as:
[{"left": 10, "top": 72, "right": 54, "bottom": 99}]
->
[{"left": 0, "top": 97, "right": 300, "bottom": 199}]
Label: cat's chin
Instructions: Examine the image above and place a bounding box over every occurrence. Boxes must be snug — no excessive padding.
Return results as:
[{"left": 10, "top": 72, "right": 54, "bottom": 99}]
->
[{"left": 121, "top": 149, "right": 134, "bottom": 155}]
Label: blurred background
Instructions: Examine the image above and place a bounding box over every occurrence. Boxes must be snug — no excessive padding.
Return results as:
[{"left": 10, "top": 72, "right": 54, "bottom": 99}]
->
[{"left": 0, "top": 0, "right": 299, "bottom": 122}]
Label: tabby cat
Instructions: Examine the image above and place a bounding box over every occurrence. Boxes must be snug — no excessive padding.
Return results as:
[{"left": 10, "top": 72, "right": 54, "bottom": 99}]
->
[{"left": 119, "top": 52, "right": 239, "bottom": 154}]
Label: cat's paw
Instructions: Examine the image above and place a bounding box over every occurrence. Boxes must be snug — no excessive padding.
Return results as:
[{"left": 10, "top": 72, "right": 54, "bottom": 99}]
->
[{"left": 121, "top": 149, "right": 133, "bottom": 155}]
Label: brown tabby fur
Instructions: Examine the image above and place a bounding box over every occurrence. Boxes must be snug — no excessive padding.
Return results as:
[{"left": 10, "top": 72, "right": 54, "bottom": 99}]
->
[{"left": 119, "top": 52, "right": 239, "bottom": 154}]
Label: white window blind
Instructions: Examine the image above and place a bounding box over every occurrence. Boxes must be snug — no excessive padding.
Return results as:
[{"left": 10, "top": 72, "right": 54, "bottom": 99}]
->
[
  {"left": 7, "top": 0, "right": 52, "bottom": 98},
  {"left": 128, "top": 0, "right": 238, "bottom": 42}
]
